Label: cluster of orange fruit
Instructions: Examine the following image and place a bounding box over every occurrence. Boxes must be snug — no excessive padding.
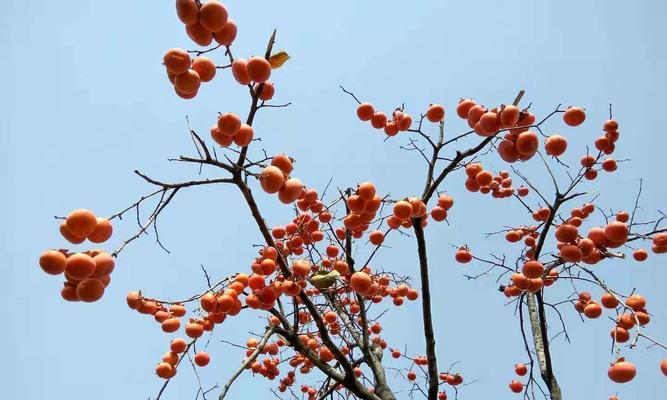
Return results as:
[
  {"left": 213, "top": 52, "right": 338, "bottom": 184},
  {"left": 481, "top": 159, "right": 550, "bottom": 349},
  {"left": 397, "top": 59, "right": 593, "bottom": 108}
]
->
[
  {"left": 496, "top": 205, "right": 664, "bottom": 300},
  {"left": 504, "top": 225, "right": 539, "bottom": 246},
  {"left": 260, "top": 155, "right": 306, "bottom": 204},
  {"left": 462, "top": 163, "right": 519, "bottom": 199},
  {"left": 271, "top": 212, "right": 328, "bottom": 257},
  {"left": 579, "top": 118, "right": 621, "bottom": 180},
  {"left": 164, "top": 1, "right": 238, "bottom": 99},
  {"left": 210, "top": 112, "right": 254, "bottom": 147},
  {"left": 384, "top": 193, "right": 453, "bottom": 230},
  {"left": 355, "top": 104, "right": 416, "bottom": 136},
  {"left": 231, "top": 57, "right": 272, "bottom": 87},
  {"left": 456, "top": 99, "right": 540, "bottom": 163},
  {"left": 176, "top": 0, "right": 238, "bottom": 47},
  {"left": 508, "top": 363, "right": 528, "bottom": 393},
  {"left": 39, "top": 209, "right": 114, "bottom": 303},
  {"left": 340, "top": 182, "right": 382, "bottom": 235},
  {"left": 155, "top": 337, "right": 210, "bottom": 379},
  {"left": 163, "top": 48, "right": 216, "bottom": 99},
  {"left": 348, "top": 270, "right": 418, "bottom": 304},
  {"left": 126, "top": 278, "right": 244, "bottom": 331}
]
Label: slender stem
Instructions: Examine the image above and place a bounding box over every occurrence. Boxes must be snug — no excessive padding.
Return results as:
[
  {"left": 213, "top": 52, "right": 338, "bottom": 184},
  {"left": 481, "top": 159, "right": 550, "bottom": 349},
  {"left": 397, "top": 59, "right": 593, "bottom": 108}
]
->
[
  {"left": 219, "top": 328, "right": 275, "bottom": 399},
  {"left": 413, "top": 218, "right": 438, "bottom": 400}
]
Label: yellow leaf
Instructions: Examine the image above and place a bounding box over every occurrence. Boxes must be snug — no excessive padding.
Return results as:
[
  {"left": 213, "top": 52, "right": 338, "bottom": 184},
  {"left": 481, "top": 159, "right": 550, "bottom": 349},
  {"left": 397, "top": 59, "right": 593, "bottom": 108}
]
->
[{"left": 269, "top": 51, "right": 291, "bottom": 69}]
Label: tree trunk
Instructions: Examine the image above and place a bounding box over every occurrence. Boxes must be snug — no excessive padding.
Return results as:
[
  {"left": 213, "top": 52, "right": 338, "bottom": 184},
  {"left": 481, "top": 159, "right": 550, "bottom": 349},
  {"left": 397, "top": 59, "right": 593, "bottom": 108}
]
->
[{"left": 526, "top": 293, "right": 562, "bottom": 400}]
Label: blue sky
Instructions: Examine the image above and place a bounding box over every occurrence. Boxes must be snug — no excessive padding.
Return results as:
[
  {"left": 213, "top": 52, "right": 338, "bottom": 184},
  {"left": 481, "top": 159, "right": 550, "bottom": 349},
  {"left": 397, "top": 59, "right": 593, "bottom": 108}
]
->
[{"left": 2, "top": 1, "right": 666, "bottom": 399}]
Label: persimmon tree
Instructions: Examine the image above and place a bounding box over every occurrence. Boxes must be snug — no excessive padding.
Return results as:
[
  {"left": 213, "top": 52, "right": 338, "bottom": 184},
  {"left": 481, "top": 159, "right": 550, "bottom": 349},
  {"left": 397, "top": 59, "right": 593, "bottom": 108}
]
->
[{"left": 37, "top": 1, "right": 667, "bottom": 400}]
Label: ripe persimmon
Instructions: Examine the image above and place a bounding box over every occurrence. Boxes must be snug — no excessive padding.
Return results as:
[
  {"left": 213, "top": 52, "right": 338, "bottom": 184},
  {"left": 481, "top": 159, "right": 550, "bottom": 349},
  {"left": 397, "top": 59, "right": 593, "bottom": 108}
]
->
[
  {"left": 88, "top": 217, "right": 113, "bottom": 243},
  {"left": 246, "top": 56, "right": 271, "bottom": 83},
  {"left": 515, "top": 131, "right": 539, "bottom": 156},
  {"left": 194, "top": 352, "right": 210, "bottom": 367},
  {"left": 608, "top": 358, "right": 636, "bottom": 383},
  {"left": 563, "top": 107, "right": 586, "bottom": 126},
  {"left": 59, "top": 222, "right": 85, "bottom": 244},
  {"left": 515, "top": 363, "right": 527, "bottom": 376},
  {"left": 39, "top": 250, "right": 67, "bottom": 275},
  {"left": 230, "top": 59, "right": 252, "bottom": 85},
  {"left": 126, "top": 291, "right": 142, "bottom": 309},
  {"left": 210, "top": 125, "right": 233, "bottom": 147},
  {"left": 61, "top": 283, "right": 80, "bottom": 302},
  {"left": 162, "top": 351, "right": 179, "bottom": 367},
  {"left": 560, "top": 244, "right": 582, "bottom": 262},
  {"left": 76, "top": 278, "right": 105, "bottom": 302},
  {"left": 292, "top": 259, "right": 311, "bottom": 276},
  {"left": 610, "top": 327, "right": 630, "bottom": 343},
  {"left": 171, "top": 338, "right": 188, "bottom": 353},
  {"left": 426, "top": 104, "right": 445, "bottom": 122},
  {"left": 350, "top": 272, "right": 372, "bottom": 295},
  {"left": 66, "top": 209, "right": 98, "bottom": 238},
  {"left": 602, "top": 158, "right": 617, "bottom": 172},
  {"left": 455, "top": 248, "right": 472, "bottom": 263},
  {"left": 437, "top": 194, "right": 454, "bottom": 209},
  {"left": 604, "top": 221, "right": 628, "bottom": 243},
  {"left": 384, "top": 122, "right": 398, "bottom": 136},
  {"left": 185, "top": 322, "right": 204, "bottom": 338},
  {"left": 163, "top": 48, "right": 191, "bottom": 75},
  {"left": 269, "top": 154, "right": 293, "bottom": 175},
  {"left": 625, "top": 294, "right": 646, "bottom": 311},
  {"left": 601, "top": 293, "right": 619, "bottom": 308},
  {"left": 356, "top": 103, "right": 374, "bottom": 121},
  {"left": 217, "top": 112, "right": 241, "bottom": 136},
  {"left": 393, "top": 201, "right": 413, "bottom": 220},
  {"left": 583, "top": 302, "right": 602, "bottom": 318},
  {"left": 175, "top": 87, "right": 197, "bottom": 99},
  {"left": 333, "top": 260, "right": 349, "bottom": 275},
  {"left": 475, "top": 170, "right": 493, "bottom": 186},
  {"left": 213, "top": 19, "right": 237, "bottom": 45},
  {"left": 522, "top": 260, "right": 544, "bottom": 279},
  {"left": 456, "top": 99, "right": 476, "bottom": 119},
  {"left": 478, "top": 111, "right": 500, "bottom": 134},
  {"left": 191, "top": 57, "right": 216, "bottom": 82},
  {"left": 500, "top": 105, "right": 520, "bottom": 128},
  {"left": 174, "top": 69, "right": 201, "bottom": 94},
  {"left": 430, "top": 206, "right": 447, "bottom": 221},
  {"left": 545, "top": 135, "right": 567, "bottom": 156},
  {"left": 509, "top": 380, "right": 523, "bottom": 393},
  {"left": 357, "top": 182, "right": 376, "bottom": 201},
  {"left": 176, "top": 0, "right": 199, "bottom": 25},
  {"left": 397, "top": 114, "right": 412, "bottom": 131},
  {"left": 498, "top": 139, "right": 520, "bottom": 163},
  {"left": 92, "top": 252, "right": 115, "bottom": 278},
  {"left": 257, "top": 81, "right": 275, "bottom": 101},
  {"left": 198, "top": 1, "right": 228, "bottom": 32},
  {"left": 185, "top": 22, "right": 213, "bottom": 46},
  {"left": 632, "top": 249, "right": 648, "bottom": 261},
  {"left": 278, "top": 178, "right": 303, "bottom": 204},
  {"left": 234, "top": 124, "right": 254, "bottom": 146},
  {"left": 161, "top": 317, "right": 181, "bottom": 333},
  {"left": 371, "top": 112, "right": 388, "bottom": 129},
  {"left": 408, "top": 197, "right": 427, "bottom": 217},
  {"left": 66, "top": 253, "right": 96, "bottom": 280},
  {"left": 555, "top": 224, "right": 578, "bottom": 243},
  {"left": 369, "top": 230, "right": 385, "bottom": 246},
  {"left": 319, "top": 347, "right": 334, "bottom": 363},
  {"left": 156, "top": 362, "right": 174, "bottom": 379}
]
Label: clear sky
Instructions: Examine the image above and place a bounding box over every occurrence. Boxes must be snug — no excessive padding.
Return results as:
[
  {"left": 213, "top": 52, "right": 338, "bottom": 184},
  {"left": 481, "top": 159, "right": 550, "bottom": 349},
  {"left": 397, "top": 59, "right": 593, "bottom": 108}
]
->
[{"left": 2, "top": 1, "right": 666, "bottom": 399}]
